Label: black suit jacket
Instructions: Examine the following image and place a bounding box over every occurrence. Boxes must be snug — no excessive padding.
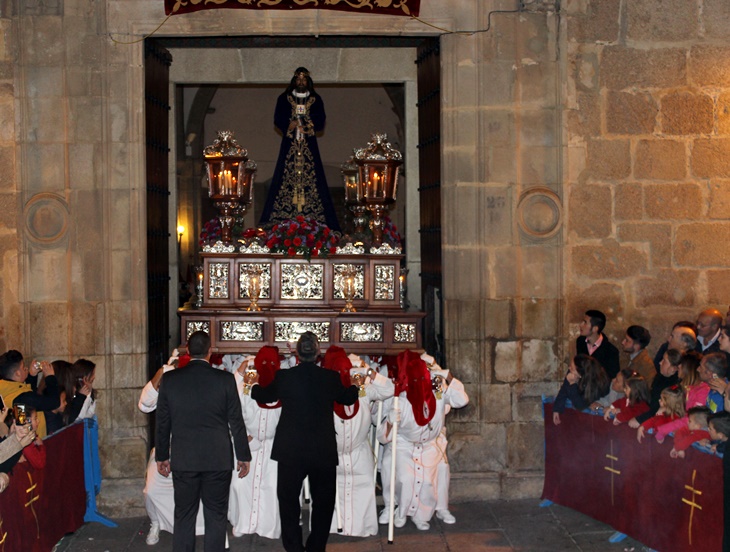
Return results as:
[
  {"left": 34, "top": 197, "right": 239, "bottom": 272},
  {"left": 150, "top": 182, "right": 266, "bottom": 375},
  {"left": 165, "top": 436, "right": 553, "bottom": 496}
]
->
[
  {"left": 155, "top": 359, "right": 251, "bottom": 472},
  {"left": 576, "top": 334, "right": 620, "bottom": 379},
  {"left": 251, "top": 361, "right": 358, "bottom": 467}
]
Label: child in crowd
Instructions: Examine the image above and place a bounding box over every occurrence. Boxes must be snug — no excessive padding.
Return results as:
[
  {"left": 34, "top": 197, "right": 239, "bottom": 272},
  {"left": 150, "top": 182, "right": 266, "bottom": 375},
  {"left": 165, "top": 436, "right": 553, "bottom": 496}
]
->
[
  {"left": 604, "top": 375, "right": 650, "bottom": 425},
  {"left": 670, "top": 406, "right": 711, "bottom": 459},
  {"left": 590, "top": 369, "right": 632, "bottom": 412},
  {"left": 552, "top": 354, "right": 609, "bottom": 425},
  {"left": 637, "top": 385, "right": 685, "bottom": 443},
  {"left": 18, "top": 407, "right": 45, "bottom": 470},
  {"left": 679, "top": 351, "right": 710, "bottom": 409},
  {"left": 630, "top": 348, "right": 682, "bottom": 429},
  {"left": 708, "top": 411, "right": 730, "bottom": 455}
]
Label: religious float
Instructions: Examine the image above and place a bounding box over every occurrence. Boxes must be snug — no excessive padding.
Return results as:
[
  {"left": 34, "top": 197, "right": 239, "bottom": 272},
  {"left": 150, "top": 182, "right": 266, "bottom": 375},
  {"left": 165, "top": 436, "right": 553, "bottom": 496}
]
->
[{"left": 178, "top": 130, "right": 424, "bottom": 354}]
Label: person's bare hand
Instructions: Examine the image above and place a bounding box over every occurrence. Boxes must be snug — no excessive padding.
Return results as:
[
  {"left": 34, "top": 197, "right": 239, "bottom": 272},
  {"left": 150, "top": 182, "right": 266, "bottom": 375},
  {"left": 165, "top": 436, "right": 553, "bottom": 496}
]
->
[
  {"left": 157, "top": 460, "right": 171, "bottom": 477},
  {"left": 237, "top": 461, "right": 250, "bottom": 478},
  {"left": 552, "top": 412, "right": 561, "bottom": 425},
  {"left": 710, "top": 378, "right": 728, "bottom": 394},
  {"left": 628, "top": 418, "right": 639, "bottom": 429},
  {"left": 0, "top": 406, "right": 8, "bottom": 424},
  {"left": 637, "top": 426, "right": 645, "bottom": 443},
  {"left": 40, "top": 361, "right": 54, "bottom": 377},
  {"left": 13, "top": 424, "right": 36, "bottom": 447}
]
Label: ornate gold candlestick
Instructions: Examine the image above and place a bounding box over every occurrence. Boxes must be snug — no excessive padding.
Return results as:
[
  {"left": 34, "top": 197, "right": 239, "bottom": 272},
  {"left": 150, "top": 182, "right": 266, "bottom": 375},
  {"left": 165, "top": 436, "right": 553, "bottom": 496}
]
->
[
  {"left": 246, "top": 266, "right": 262, "bottom": 312},
  {"left": 340, "top": 265, "right": 357, "bottom": 313}
]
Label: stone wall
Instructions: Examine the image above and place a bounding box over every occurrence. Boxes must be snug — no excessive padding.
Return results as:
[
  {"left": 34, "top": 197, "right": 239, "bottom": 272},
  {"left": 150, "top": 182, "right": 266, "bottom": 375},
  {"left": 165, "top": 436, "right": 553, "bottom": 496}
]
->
[
  {"left": 3, "top": 0, "right": 728, "bottom": 517},
  {"left": 564, "top": 0, "right": 730, "bottom": 346}
]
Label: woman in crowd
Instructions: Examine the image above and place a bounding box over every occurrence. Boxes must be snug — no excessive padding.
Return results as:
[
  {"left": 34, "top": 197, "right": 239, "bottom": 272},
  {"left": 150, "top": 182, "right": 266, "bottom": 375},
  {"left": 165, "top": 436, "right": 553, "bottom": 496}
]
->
[{"left": 552, "top": 354, "right": 609, "bottom": 425}]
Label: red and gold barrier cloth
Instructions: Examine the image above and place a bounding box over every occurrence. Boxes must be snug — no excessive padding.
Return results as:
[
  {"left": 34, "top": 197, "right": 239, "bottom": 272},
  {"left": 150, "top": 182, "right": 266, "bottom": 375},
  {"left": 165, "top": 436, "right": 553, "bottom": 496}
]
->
[
  {"left": 543, "top": 403, "right": 722, "bottom": 551},
  {"left": 164, "top": 0, "right": 420, "bottom": 17},
  {"left": 0, "top": 423, "right": 85, "bottom": 552}
]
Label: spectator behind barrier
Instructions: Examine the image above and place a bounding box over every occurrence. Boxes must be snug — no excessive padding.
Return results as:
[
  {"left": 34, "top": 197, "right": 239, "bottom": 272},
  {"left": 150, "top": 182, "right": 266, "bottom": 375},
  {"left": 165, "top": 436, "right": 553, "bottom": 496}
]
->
[
  {"left": 708, "top": 411, "right": 730, "bottom": 455},
  {"left": 590, "top": 368, "right": 632, "bottom": 413},
  {"left": 637, "top": 385, "right": 685, "bottom": 443},
  {"left": 604, "top": 375, "right": 650, "bottom": 425},
  {"left": 68, "top": 359, "right": 98, "bottom": 424},
  {"left": 629, "top": 348, "right": 681, "bottom": 429},
  {"left": 699, "top": 352, "right": 728, "bottom": 413},
  {"left": 46, "top": 360, "right": 72, "bottom": 434},
  {"left": 678, "top": 351, "right": 709, "bottom": 409},
  {"left": 17, "top": 407, "right": 45, "bottom": 470},
  {"left": 670, "top": 406, "right": 711, "bottom": 459},
  {"left": 552, "top": 354, "right": 609, "bottom": 425}
]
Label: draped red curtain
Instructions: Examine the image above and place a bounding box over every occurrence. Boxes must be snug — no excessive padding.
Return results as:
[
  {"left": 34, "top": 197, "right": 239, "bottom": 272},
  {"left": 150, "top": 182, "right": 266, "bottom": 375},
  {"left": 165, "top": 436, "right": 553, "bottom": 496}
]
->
[
  {"left": 0, "top": 423, "right": 85, "bottom": 552},
  {"left": 164, "top": 0, "right": 420, "bottom": 17},
  {"left": 543, "top": 403, "right": 723, "bottom": 552}
]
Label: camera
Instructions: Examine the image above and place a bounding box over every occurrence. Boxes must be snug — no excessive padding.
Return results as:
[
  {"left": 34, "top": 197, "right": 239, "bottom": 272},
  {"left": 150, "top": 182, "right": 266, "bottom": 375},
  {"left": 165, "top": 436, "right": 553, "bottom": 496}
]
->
[{"left": 13, "top": 404, "right": 28, "bottom": 426}]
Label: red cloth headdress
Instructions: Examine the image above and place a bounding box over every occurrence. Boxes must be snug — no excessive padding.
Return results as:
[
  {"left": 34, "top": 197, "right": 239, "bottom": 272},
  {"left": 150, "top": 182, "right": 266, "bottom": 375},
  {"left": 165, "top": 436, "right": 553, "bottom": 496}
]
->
[
  {"left": 397, "top": 350, "right": 436, "bottom": 426},
  {"left": 323, "top": 346, "right": 359, "bottom": 420},
  {"left": 254, "top": 346, "right": 281, "bottom": 409}
]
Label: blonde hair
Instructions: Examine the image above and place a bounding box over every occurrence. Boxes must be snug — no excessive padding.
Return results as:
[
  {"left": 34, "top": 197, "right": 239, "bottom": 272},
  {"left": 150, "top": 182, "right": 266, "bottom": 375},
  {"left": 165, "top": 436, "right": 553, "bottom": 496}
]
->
[{"left": 660, "top": 385, "right": 685, "bottom": 418}]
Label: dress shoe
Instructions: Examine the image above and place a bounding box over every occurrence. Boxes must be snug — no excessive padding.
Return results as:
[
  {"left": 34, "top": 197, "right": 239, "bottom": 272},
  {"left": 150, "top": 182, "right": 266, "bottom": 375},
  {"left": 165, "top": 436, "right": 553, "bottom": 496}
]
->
[
  {"left": 393, "top": 507, "right": 406, "bottom": 528},
  {"left": 145, "top": 521, "right": 160, "bottom": 545},
  {"left": 378, "top": 508, "right": 391, "bottom": 524},
  {"left": 436, "top": 509, "right": 456, "bottom": 524}
]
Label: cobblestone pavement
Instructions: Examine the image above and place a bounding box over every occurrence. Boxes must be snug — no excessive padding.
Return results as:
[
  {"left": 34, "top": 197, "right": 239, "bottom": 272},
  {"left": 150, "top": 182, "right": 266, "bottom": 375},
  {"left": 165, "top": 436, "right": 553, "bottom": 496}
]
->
[{"left": 54, "top": 499, "right": 651, "bottom": 552}]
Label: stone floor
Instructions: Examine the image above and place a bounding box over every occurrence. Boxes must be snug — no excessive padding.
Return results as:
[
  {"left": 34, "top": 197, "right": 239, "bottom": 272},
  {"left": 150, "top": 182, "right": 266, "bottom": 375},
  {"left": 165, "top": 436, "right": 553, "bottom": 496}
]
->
[{"left": 54, "top": 499, "right": 651, "bottom": 552}]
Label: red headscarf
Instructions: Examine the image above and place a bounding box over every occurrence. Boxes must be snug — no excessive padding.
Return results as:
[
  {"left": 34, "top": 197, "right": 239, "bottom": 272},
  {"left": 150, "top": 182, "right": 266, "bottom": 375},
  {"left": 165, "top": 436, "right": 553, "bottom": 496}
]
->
[
  {"left": 397, "top": 350, "right": 435, "bottom": 426},
  {"left": 323, "top": 346, "right": 359, "bottom": 420},
  {"left": 254, "top": 346, "right": 281, "bottom": 409}
]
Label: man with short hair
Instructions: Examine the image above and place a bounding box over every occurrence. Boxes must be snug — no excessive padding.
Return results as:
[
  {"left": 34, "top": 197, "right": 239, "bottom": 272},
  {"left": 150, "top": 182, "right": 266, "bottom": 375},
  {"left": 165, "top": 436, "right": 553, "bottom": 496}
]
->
[
  {"left": 622, "top": 325, "right": 654, "bottom": 386},
  {"left": 696, "top": 308, "right": 724, "bottom": 353},
  {"left": 0, "top": 350, "right": 59, "bottom": 438},
  {"left": 156, "top": 331, "right": 251, "bottom": 552},
  {"left": 249, "top": 332, "right": 358, "bottom": 552},
  {"left": 653, "top": 322, "right": 697, "bottom": 372},
  {"left": 576, "top": 310, "right": 620, "bottom": 379},
  {"left": 698, "top": 352, "right": 727, "bottom": 413}
]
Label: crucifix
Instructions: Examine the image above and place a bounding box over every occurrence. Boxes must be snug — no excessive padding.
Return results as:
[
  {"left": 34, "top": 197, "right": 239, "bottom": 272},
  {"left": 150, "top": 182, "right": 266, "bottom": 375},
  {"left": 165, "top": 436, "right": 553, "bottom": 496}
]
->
[
  {"left": 682, "top": 469, "right": 703, "bottom": 546},
  {"left": 603, "top": 440, "right": 621, "bottom": 506}
]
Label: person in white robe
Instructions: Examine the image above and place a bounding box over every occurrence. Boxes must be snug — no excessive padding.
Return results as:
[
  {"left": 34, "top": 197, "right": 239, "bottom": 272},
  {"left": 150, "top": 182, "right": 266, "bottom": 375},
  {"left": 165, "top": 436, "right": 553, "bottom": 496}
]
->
[
  {"left": 377, "top": 350, "right": 468, "bottom": 531},
  {"left": 138, "top": 352, "right": 205, "bottom": 545},
  {"left": 228, "top": 347, "right": 284, "bottom": 540},
  {"left": 322, "top": 349, "right": 394, "bottom": 537}
]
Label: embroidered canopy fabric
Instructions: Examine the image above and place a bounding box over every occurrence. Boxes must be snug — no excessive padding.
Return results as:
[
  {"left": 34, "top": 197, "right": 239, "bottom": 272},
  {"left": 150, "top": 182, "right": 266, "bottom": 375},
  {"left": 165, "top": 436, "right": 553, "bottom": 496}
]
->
[
  {"left": 165, "top": 0, "right": 420, "bottom": 17},
  {"left": 542, "top": 402, "right": 722, "bottom": 552}
]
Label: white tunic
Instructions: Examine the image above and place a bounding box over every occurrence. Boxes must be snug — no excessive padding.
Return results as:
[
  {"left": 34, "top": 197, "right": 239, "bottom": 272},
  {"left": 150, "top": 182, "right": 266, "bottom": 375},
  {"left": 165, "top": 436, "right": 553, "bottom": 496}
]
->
[
  {"left": 435, "top": 380, "right": 469, "bottom": 511},
  {"left": 330, "top": 372, "right": 394, "bottom": 536},
  {"left": 378, "top": 378, "right": 468, "bottom": 523},
  {"left": 139, "top": 380, "right": 204, "bottom": 535},
  {"left": 228, "top": 371, "right": 282, "bottom": 539}
]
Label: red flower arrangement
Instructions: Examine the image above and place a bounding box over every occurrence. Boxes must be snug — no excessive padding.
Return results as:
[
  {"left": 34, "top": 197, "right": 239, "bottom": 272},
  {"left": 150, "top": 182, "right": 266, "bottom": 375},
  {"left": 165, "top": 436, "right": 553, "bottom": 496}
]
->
[
  {"left": 265, "top": 216, "right": 340, "bottom": 261},
  {"left": 199, "top": 217, "right": 246, "bottom": 246}
]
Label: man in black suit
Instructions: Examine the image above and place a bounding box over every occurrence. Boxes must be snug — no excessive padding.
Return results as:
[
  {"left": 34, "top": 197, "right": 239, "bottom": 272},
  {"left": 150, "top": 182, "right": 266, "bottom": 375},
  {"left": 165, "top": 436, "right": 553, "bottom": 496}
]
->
[
  {"left": 576, "top": 309, "right": 620, "bottom": 379},
  {"left": 156, "top": 331, "right": 251, "bottom": 552},
  {"left": 249, "top": 332, "right": 358, "bottom": 552}
]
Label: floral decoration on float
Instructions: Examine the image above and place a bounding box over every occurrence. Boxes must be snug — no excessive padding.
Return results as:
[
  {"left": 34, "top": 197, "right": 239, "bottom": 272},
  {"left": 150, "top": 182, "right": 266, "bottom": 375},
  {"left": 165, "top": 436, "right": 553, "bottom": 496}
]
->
[{"left": 264, "top": 216, "right": 340, "bottom": 261}]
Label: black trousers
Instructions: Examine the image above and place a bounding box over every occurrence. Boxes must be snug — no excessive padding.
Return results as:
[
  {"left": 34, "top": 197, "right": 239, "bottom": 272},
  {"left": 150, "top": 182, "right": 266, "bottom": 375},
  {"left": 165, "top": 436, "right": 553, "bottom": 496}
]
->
[
  {"left": 172, "top": 469, "right": 232, "bottom": 552},
  {"left": 277, "top": 460, "right": 336, "bottom": 552}
]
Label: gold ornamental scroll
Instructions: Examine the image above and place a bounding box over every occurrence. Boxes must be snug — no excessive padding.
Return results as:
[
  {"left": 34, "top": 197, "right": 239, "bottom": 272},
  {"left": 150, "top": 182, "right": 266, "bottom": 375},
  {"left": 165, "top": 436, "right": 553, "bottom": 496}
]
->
[{"left": 164, "top": 0, "right": 420, "bottom": 17}]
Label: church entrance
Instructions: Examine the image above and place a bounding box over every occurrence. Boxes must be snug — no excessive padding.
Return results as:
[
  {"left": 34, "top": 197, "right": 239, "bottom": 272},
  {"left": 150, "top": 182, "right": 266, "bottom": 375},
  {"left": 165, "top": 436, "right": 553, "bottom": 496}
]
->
[{"left": 144, "top": 36, "right": 443, "bottom": 388}]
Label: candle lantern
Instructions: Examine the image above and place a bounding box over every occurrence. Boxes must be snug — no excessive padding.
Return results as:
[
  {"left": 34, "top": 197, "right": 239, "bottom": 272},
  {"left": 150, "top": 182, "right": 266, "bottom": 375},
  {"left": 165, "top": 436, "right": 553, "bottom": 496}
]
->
[
  {"left": 203, "top": 130, "right": 257, "bottom": 243},
  {"left": 194, "top": 265, "right": 205, "bottom": 309},
  {"left": 340, "top": 155, "right": 368, "bottom": 235},
  {"left": 354, "top": 133, "right": 402, "bottom": 246}
]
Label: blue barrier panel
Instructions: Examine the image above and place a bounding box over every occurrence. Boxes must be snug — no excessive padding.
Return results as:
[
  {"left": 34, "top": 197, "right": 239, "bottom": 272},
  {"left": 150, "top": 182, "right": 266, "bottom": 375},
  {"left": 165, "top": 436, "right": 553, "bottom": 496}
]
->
[{"left": 83, "top": 417, "right": 118, "bottom": 527}]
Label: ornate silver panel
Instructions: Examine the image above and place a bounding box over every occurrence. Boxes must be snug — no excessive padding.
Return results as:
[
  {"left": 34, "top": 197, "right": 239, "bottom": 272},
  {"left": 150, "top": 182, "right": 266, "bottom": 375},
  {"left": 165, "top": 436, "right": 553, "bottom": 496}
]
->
[
  {"left": 220, "top": 321, "right": 264, "bottom": 341},
  {"left": 332, "top": 264, "right": 365, "bottom": 299},
  {"left": 239, "top": 263, "right": 272, "bottom": 299},
  {"left": 340, "top": 322, "right": 384, "bottom": 342},
  {"left": 374, "top": 265, "right": 395, "bottom": 300},
  {"left": 394, "top": 323, "right": 417, "bottom": 343},
  {"left": 186, "top": 321, "right": 210, "bottom": 339},
  {"left": 208, "top": 263, "right": 229, "bottom": 299},
  {"left": 274, "top": 322, "right": 330, "bottom": 343},
  {"left": 280, "top": 264, "right": 324, "bottom": 300}
]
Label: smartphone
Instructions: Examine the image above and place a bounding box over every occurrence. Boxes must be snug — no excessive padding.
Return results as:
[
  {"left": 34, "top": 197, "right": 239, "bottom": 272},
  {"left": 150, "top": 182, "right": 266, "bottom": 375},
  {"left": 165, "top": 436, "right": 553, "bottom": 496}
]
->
[{"left": 13, "top": 404, "right": 28, "bottom": 425}]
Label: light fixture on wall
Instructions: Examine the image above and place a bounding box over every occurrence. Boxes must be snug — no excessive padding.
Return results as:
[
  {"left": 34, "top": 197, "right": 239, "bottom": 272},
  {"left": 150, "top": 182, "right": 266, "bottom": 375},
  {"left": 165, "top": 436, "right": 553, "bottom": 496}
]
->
[
  {"left": 177, "top": 224, "right": 185, "bottom": 245},
  {"left": 203, "top": 130, "right": 257, "bottom": 244},
  {"left": 354, "top": 133, "right": 402, "bottom": 247}
]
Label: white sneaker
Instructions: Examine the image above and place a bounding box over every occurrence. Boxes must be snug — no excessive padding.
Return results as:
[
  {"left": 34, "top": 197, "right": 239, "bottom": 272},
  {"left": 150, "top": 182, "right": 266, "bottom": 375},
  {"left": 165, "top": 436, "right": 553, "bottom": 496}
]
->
[
  {"left": 436, "top": 509, "right": 456, "bottom": 524},
  {"left": 378, "top": 508, "right": 390, "bottom": 525},
  {"left": 393, "top": 507, "right": 406, "bottom": 528},
  {"left": 146, "top": 521, "right": 160, "bottom": 545},
  {"left": 413, "top": 519, "right": 430, "bottom": 531}
]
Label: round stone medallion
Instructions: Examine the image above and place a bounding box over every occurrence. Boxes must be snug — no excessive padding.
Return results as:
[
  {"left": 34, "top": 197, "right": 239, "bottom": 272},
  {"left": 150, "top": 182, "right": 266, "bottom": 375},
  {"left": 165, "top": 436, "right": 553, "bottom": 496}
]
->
[
  {"left": 517, "top": 188, "right": 562, "bottom": 239},
  {"left": 24, "top": 193, "right": 69, "bottom": 244}
]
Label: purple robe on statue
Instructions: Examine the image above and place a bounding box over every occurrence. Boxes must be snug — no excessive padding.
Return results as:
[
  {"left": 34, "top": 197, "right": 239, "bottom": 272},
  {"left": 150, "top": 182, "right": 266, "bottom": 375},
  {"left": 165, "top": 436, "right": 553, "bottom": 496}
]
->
[{"left": 259, "top": 90, "right": 340, "bottom": 231}]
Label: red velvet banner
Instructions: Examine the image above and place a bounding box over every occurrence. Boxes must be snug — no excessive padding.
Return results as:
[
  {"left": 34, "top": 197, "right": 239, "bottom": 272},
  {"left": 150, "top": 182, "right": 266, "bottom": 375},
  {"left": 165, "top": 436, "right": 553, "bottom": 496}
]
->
[
  {"left": 0, "top": 423, "right": 85, "bottom": 551},
  {"left": 543, "top": 403, "right": 723, "bottom": 552},
  {"left": 164, "top": 0, "right": 420, "bottom": 17}
]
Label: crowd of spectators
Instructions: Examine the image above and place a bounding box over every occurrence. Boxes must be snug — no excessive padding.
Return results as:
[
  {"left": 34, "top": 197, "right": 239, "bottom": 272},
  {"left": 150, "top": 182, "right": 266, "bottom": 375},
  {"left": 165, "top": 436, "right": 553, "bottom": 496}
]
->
[{"left": 0, "top": 350, "right": 97, "bottom": 494}]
